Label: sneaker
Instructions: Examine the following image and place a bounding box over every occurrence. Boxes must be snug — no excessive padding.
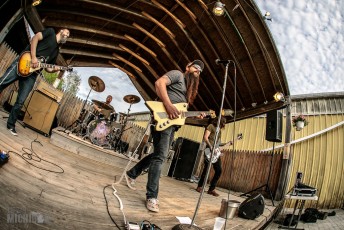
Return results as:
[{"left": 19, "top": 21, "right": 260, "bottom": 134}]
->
[
  {"left": 146, "top": 198, "right": 159, "bottom": 212},
  {"left": 125, "top": 173, "right": 136, "bottom": 190},
  {"left": 8, "top": 127, "right": 18, "bottom": 136},
  {"left": 207, "top": 189, "right": 219, "bottom": 197}
]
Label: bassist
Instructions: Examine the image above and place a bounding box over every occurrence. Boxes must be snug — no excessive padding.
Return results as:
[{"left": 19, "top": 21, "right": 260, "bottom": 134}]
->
[{"left": 0, "top": 28, "right": 70, "bottom": 135}]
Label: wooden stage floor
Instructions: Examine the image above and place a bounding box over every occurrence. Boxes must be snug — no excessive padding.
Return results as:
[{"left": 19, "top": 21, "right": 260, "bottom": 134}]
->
[{"left": 0, "top": 111, "right": 277, "bottom": 229}]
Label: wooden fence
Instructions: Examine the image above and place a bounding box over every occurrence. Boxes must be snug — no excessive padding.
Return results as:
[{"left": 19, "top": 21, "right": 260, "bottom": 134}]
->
[
  {"left": 0, "top": 43, "right": 18, "bottom": 106},
  {"left": 196, "top": 148, "right": 283, "bottom": 197}
]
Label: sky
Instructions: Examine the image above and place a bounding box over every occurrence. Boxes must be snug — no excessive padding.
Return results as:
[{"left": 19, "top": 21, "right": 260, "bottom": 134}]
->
[{"left": 71, "top": 0, "right": 344, "bottom": 114}]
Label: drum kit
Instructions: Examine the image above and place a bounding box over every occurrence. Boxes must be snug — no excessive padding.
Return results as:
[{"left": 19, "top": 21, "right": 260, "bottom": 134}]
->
[{"left": 70, "top": 76, "right": 141, "bottom": 153}]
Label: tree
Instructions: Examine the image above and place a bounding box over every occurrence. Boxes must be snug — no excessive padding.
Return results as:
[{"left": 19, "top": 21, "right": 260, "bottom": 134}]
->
[
  {"left": 42, "top": 71, "right": 63, "bottom": 90},
  {"left": 62, "top": 70, "right": 81, "bottom": 95}
]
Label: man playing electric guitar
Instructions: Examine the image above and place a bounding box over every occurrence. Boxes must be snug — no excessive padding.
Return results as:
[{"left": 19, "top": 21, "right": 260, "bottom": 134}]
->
[
  {"left": 0, "top": 28, "right": 70, "bottom": 135},
  {"left": 196, "top": 117, "right": 227, "bottom": 196}
]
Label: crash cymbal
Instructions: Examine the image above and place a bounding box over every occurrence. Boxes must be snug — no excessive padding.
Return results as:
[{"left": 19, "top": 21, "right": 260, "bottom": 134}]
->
[
  {"left": 88, "top": 76, "right": 105, "bottom": 92},
  {"left": 91, "top": 99, "right": 113, "bottom": 110},
  {"left": 123, "top": 95, "right": 141, "bottom": 104}
]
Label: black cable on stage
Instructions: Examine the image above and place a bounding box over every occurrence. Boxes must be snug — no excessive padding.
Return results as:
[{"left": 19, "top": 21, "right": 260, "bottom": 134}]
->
[
  {"left": 8, "top": 138, "right": 64, "bottom": 174},
  {"left": 103, "top": 185, "right": 121, "bottom": 230}
]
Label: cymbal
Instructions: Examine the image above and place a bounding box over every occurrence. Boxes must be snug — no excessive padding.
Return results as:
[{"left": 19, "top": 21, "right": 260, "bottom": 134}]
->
[
  {"left": 88, "top": 76, "right": 105, "bottom": 92},
  {"left": 123, "top": 95, "right": 141, "bottom": 104},
  {"left": 91, "top": 99, "right": 113, "bottom": 110}
]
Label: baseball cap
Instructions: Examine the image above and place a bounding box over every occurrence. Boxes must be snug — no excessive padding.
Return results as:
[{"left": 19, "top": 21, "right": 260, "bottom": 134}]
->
[{"left": 191, "top": 59, "right": 204, "bottom": 72}]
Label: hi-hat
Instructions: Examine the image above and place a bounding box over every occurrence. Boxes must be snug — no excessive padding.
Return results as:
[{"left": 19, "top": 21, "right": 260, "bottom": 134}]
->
[
  {"left": 123, "top": 95, "right": 140, "bottom": 104},
  {"left": 91, "top": 99, "right": 113, "bottom": 110},
  {"left": 88, "top": 76, "right": 105, "bottom": 92}
]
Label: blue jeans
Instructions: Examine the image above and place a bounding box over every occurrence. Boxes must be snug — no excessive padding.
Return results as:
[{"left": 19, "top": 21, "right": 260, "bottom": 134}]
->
[
  {"left": 0, "top": 57, "right": 38, "bottom": 129},
  {"left": 127, "top": 126, "right": 176, "bottom": 199}
]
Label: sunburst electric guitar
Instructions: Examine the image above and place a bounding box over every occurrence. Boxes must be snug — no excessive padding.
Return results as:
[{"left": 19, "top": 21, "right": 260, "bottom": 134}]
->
[
  {"left": 145, "top": 101, "right": 216, "bottom": 131},
  {"left": 17, "top": 51, "right": 73, "bottom": 77},
  {"left": 204, "top": 133, "right": 243, "bottom": 163}
]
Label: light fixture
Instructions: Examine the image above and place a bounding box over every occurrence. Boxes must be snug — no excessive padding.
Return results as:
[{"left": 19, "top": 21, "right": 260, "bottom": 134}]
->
[
  {"left": 273, "top": 92, "right": 285, "bottom": 102},
  {"left": 213, "top": 1, "right": 225, "bottom": 16},
  {"left": 32, "top": 0, "right": 42, "bottom": 6},
  {"left": 264, "top": 11, "right": 272, "bottom": 21}
]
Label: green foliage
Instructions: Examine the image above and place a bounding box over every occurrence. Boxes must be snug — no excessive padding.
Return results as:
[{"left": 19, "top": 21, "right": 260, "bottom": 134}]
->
[{"left": 62, "top": 70, "right": 81, "bottom": 96}]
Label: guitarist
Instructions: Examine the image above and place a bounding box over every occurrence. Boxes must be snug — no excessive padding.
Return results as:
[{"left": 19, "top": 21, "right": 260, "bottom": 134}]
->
[
  {"left": 125, "top": 60, "right": 206, "bottom": 212},
  {"left": 196, "top": 117, "right": 227, "bottom": 197},
  {"left": 0, "top": 28, "right": 70, "bottom": 135}
]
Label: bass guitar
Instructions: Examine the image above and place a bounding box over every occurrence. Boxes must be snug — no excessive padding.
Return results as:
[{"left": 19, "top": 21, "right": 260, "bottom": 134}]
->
[
  {"left": 145, "top": 101, "right": 216, "bottom": 131},
  {"left": 17, "top": 51, "right": 73, "bottom": 77},
  {"left": 204, "top": 133, "right": 243, "bottom": 163}
]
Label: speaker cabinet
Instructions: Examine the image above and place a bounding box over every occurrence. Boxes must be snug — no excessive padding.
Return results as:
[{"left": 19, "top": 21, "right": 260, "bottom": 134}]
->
[
  {"left": 238, "top": 193, "right": 265, "bottom": 220},
  {"left": 23, "top": 91, "right": 59, "bottom": 136},
  {"left": 265, "top": 110, "right": 283, "bottom": 142},
  {"left": 168, "top": 138, "right": 201, "bottom": 180}
]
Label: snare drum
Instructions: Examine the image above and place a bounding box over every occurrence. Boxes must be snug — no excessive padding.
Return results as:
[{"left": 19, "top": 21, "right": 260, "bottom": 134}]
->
[{"left": 87, "top": 120, "right": 112, "bottom": 146}]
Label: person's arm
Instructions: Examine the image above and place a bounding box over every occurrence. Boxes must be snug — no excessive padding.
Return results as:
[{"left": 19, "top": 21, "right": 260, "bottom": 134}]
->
[
  {"left": 93, "top": 104, "right": 102, "bottom": 113},
  {"left": 155, "top": 75, "right": 180, "bottom": 120},
  {"left": 30, "top": 32, "right": 43, "bottom": 68},
  {"left": 203, "top": 129, "right": 213, "bottom": 150}
]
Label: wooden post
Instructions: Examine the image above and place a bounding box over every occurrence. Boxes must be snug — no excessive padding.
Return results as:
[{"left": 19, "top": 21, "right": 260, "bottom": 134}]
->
[{"left": 275, "top": 97, "right": 293, "bottom": 200}]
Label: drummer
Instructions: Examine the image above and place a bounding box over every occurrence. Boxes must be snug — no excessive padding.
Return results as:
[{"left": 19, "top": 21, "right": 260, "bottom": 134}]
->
[{"left": 93, "top": 95, "right": 115, "bottom": 120}]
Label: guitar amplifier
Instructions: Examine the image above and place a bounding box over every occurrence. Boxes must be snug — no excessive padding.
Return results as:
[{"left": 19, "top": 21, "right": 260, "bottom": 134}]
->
[
  {"left": 23, "top": 91, "right": 59, "bottom": 136},
  {"left": 36, "top": 80, "right": 64, "bottom": 102}
]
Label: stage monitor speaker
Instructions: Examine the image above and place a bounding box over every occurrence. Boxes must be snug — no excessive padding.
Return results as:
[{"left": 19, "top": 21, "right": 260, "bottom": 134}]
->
[
  {"left": 23, "top": 90, "right": 59, "bottom": 136},
  {"left": 169, "top": 138, "right": 200, "bottom": 180},
  {"left": 238, "top": 193, "right": 265, "bottom": 220},
  {"left": 265, "top": 110, "right": 283, "bottom": 142}
]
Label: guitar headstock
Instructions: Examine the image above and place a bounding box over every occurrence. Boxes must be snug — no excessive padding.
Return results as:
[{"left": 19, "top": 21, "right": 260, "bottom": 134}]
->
[
  {"left": 209, "top": 110, "right": 216, "bottom": 118},
  {"left": 237, "top": 133, "right": 243, "bottom": 140},
  {"left": 222, "top": 109, "right": 234, "bottom": 117}
]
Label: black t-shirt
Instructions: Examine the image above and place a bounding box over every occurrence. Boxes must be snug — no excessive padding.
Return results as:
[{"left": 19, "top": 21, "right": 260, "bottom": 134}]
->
[{"left": 26, "top": 28, "right": 59, "bottom": 64}]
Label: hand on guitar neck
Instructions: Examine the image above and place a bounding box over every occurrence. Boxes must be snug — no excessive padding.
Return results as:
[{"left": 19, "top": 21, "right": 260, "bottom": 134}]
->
[{"left": 204, "top": 133, "right": 243, "bottom": 163}]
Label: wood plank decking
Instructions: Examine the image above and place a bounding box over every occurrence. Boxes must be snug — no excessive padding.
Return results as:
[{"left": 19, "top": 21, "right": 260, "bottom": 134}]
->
[{"left": 0, "top": 111, "right": 277, "bottom": 229}]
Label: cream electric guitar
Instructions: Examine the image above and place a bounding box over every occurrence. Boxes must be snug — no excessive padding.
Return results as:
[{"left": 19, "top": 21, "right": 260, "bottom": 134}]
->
[
  {"left": 17, "top": 51, "right": 73, "bottom": 77},
  {"left": 145, "top": 101, "right": 216, "bottom": 131},
  {"left": 204, "top": 133, "right": 243, "bottom": 163}
]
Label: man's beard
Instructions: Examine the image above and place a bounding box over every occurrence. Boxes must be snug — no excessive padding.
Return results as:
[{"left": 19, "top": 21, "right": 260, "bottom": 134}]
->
[
  {"left": 186, "top": 72, "right": 200, "bottom": 105},
  {"left": 60, "top": 37, "right": 67, "bottom": 44}
]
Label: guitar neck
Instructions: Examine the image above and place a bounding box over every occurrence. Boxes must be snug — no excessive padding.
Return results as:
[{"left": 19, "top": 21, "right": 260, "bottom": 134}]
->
[
  {"left": 183, "top": 111, "right": 211, "bottom": 118},
  {"left": 39, "top": 63, "right": 67, "bottom": 71}
]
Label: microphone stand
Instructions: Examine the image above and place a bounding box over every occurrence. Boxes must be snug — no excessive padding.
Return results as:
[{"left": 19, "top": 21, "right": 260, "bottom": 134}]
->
[{"left": 172, "top": 61, "right": 231, "bottom": 230}]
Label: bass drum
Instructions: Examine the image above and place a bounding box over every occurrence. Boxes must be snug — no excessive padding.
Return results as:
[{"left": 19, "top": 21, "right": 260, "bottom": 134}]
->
[{"left": 87, "top": 120, "right": 112, "bottom": 146}]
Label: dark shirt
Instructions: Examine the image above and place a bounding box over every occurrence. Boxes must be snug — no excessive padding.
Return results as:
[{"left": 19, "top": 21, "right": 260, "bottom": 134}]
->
[{"left": 26, "top": 28, "right": 59, "bottom": 64}]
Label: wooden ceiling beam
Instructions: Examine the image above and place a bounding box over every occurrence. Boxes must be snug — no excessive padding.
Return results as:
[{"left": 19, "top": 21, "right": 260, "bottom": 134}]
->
[
  {"left": 39, "top": 9, "right": 136, "bottom": 30},
  {"left": 119, "top": 44, "right": 150, "bottom": 66},
  {"left": 151, "top": 0, "right": 186, "bottom": 28},
  {"left": 44, "top": 20, "right": 127, "bottom": 40},
  {"left": 132, "top": 23, "right": 165, "bottom": 48},
  {"left": 141, "top": 11, "right": 175, "bottom": 39},
  {"left": 124, "top": 34, "right": 157, "bottom": 58},
  {"left": 75, "top": 0, "right": 147, "bottom": 19},
  {"left": 68, "top": 37, "right": 122, "bottom": 51}
]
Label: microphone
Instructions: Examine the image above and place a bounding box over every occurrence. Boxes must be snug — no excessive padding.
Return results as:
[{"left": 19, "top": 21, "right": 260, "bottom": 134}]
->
[{"left": 215, "top": 59, "right": 231, "bottom": 65}]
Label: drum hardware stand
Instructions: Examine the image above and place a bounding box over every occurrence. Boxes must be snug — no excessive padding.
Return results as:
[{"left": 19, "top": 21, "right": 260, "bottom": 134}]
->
[
  {"left": 173, "top": 60, "right": 232, "bottom": 230},
  {"left": 114, "top": 121, "right": 153, "bottom": 190},
  {"left": 113, "top": 102, "right": 133, "bottom": 153},
  {"left": 66, "top": 87, "right": 93, "bottom": 135},
  {"left": 65, "top": 76, "right": 105, "bottom": 135}
]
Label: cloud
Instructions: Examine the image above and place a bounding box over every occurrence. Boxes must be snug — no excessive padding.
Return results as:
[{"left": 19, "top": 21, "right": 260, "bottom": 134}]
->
[{"left": 256, "top": 0, "right": 344, "bottom": 95}]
